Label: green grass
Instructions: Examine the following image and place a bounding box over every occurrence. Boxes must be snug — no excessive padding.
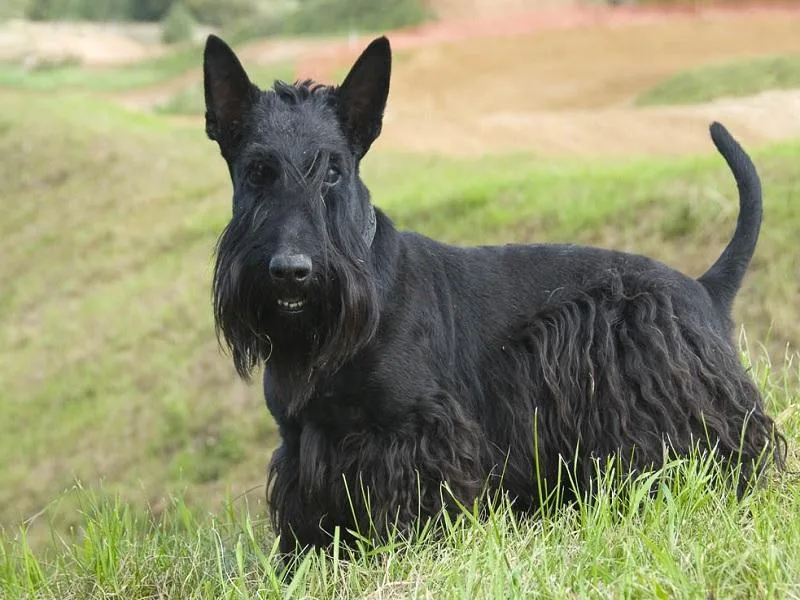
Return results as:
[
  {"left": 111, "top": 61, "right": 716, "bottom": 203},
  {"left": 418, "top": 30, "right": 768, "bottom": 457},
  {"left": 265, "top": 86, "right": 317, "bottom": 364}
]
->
[
  {"left": 280, "top": 0, "right": 429, "bottom": 35},
  {"left": 637, "top": 53, "right": 800, "bottom": 106},
  {"left": 2, "top": 353, "right": 799, "bottom": 598},
  {"left": 1, "top": 86, "right": 800, "bottom": 596},
  {"left": 0, "top": 44, "right": 202, "bottom": 92}
]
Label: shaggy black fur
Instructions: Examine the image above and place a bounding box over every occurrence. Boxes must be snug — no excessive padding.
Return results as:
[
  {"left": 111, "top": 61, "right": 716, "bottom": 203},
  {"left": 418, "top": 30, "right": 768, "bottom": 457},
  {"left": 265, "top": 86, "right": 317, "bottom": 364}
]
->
[{"left": 203, "top": 34, "right": 786, "bottom": 555}]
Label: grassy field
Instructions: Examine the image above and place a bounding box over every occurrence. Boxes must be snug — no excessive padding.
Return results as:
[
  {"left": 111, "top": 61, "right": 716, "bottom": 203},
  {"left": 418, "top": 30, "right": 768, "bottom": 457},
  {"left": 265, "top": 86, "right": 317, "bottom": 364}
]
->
[
  {"left": 637, "top": 53, "right": 800, "bottom": 106},
  {"left": 2, "top": 20, "right": 800, "bottom": 596},
  {"left": 2, "top": 87, "right": 799, "bottom": 596},
  {"left": 0, "top": 45, "right": 203, "bottom": 91},
  {"left": 3, "top": 412, "right": 800, "bottom": 599}
]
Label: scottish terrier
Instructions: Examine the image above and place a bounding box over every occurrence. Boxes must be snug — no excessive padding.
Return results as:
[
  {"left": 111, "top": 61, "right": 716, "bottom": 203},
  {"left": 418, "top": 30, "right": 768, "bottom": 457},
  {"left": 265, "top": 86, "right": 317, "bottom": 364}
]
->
[{"left": 203, "top": 34, "right": 785, "bottom": 554}]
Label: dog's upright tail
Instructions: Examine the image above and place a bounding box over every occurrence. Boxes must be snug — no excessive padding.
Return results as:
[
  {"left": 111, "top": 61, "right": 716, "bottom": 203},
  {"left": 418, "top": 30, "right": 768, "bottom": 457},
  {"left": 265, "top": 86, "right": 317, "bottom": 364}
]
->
[{"left": 698, "top": 122, "right": 762, "bottom": 315}]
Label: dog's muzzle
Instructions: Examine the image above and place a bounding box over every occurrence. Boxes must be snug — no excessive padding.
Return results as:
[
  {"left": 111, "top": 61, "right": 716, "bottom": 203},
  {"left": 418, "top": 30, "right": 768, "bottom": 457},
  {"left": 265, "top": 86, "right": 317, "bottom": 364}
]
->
[{"left": 270, "top": 253, "right": 312, "bottom": 312}]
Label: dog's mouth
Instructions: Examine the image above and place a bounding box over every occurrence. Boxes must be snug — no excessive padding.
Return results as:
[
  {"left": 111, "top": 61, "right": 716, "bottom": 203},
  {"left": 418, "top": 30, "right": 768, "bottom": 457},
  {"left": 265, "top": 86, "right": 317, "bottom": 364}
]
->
[{"left": 277, "top": 297, "right": 306, "bottom": 313}]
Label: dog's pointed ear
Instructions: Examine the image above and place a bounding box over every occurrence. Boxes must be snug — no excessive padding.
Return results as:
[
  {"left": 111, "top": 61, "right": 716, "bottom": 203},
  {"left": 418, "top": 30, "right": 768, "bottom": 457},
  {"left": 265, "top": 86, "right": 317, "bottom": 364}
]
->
[
  {"left": 336, "top": 36, "right": 391, "bottom": 158},
  {"left": 203, "top": 34, "right": 257, "bottom": 145}
]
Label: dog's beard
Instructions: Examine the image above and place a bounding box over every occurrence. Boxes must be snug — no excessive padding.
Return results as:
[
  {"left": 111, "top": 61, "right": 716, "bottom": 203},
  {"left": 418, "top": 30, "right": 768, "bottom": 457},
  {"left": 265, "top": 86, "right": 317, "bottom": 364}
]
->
[
  {"left": 212, "top": 222, "right": 381, "bottom": 415},
  {"left": 212, "top": 236, "right": 282, "bottom": 380}
]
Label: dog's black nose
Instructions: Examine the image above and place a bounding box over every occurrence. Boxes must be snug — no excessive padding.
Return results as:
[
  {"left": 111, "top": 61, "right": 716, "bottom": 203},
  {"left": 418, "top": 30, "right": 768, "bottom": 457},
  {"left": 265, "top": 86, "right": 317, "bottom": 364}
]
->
[{"left": 269, "top": 253, "right": 312, "bottom": 284}]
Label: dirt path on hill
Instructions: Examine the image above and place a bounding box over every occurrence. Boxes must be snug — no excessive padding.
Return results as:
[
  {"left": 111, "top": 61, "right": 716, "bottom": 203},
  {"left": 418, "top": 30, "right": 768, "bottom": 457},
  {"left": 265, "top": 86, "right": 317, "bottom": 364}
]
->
[
  {"left": 295, "top": 3, "right": 800, "bottom": 157},
  {"left": 112, "top": 3, "right": 800, "bottom": 157},
  {"left": 0, "top": 20, "right": 165, "bottom": 66}
]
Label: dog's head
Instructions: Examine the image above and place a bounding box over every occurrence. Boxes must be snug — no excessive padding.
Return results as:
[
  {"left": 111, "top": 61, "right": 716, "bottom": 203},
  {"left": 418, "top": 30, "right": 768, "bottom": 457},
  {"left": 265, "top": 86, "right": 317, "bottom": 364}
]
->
[{"left": 204, "top": 35, "right": 391, "bottom": 395}]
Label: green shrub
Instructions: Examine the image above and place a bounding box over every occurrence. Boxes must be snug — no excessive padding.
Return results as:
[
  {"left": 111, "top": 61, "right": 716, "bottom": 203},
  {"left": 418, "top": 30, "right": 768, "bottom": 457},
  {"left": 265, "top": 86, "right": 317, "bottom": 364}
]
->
[
  {"left": 1, "top": 0, "right": 29, "bottom": 20},
  {"left": 224, "top": 15, "right": 284, "bottom": 45},
  {"left": 27, "top": 0, "right": 135, "bottom": 21},
  {"left": 21, "top": 0, "right": 426, "bottom": 28},
  {"left": 284, "top": 0, "right": 429, "bottom": 34},
  {"left": 129, "top": 0, "right": 172, "bottom": 21},
  {"left": 184, "top": 0, "right": 257, "bottom": 27},
  {"left": 161, "top": 2, "right": 195, "bottom": 45},
  {"left": 26, "top": 0, "right": 58, "bottom": 20}
]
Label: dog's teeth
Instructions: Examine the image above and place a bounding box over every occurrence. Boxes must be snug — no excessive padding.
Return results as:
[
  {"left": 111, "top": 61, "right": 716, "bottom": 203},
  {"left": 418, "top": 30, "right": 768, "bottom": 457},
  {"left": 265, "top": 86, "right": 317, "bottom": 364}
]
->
[{"left": 277, "top": 299, "right": 305, "bottom": 310}]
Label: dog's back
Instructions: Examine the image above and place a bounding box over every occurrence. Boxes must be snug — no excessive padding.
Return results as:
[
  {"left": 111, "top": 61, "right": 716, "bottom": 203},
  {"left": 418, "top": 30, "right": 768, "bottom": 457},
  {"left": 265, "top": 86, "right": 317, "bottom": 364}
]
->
[{"left": 391, "top": 121, "right": 761, "bottom": 346}]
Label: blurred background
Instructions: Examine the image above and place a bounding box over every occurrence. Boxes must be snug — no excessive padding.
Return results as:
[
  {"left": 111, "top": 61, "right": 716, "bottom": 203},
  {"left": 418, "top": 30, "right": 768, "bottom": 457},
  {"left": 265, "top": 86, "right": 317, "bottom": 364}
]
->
[{"left": 1, "top": 0, "right": 799, "bottom": 547}]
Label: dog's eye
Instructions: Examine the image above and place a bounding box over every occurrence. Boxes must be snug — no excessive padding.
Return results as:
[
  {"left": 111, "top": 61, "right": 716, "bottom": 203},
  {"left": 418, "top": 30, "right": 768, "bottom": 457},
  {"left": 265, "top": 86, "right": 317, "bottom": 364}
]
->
[
  {"left": 324, "top": 165, "right": 341, "bottom": 186},
  {"left": 246, "top": 163, "right": 277, "bottom": 188}
]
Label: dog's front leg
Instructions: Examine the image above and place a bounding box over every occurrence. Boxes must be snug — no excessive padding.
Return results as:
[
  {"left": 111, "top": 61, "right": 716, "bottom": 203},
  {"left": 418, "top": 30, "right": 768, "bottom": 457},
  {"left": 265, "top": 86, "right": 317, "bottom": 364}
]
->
[
  {"left": 267, "top": 390, "right": 488, "bottom": 555},
  {"left": 338, "top": 391, "right": 489, "bottom": 543}
]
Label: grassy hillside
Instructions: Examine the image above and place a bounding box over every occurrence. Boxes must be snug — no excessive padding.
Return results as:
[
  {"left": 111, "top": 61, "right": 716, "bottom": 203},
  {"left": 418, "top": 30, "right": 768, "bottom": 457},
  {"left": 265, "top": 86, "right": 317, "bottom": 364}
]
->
[
  {"left": 0, "top": 46, "right": 202, "bottom": 91},
  {"left": 1, "top": 83, "right": 799, "bottom": 595},
  {"left": 3, "top": 410, "right": 800, "bottom": 598},
  {"left": 637, "top": 53, "right": 800, "bottom": 106}
]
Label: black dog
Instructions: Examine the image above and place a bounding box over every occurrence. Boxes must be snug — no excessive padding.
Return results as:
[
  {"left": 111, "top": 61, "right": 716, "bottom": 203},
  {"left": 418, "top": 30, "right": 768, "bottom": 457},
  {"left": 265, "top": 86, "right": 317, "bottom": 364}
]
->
[{"left": 203, "top": 34, "right": 785, "bottom": 554}]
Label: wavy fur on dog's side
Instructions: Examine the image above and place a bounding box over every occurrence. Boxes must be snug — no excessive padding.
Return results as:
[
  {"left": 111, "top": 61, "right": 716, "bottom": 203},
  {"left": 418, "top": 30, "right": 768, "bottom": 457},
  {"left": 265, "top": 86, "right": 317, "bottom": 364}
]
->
[{"left": 495, "top": 270, "right": 785, "bottom": 504}]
